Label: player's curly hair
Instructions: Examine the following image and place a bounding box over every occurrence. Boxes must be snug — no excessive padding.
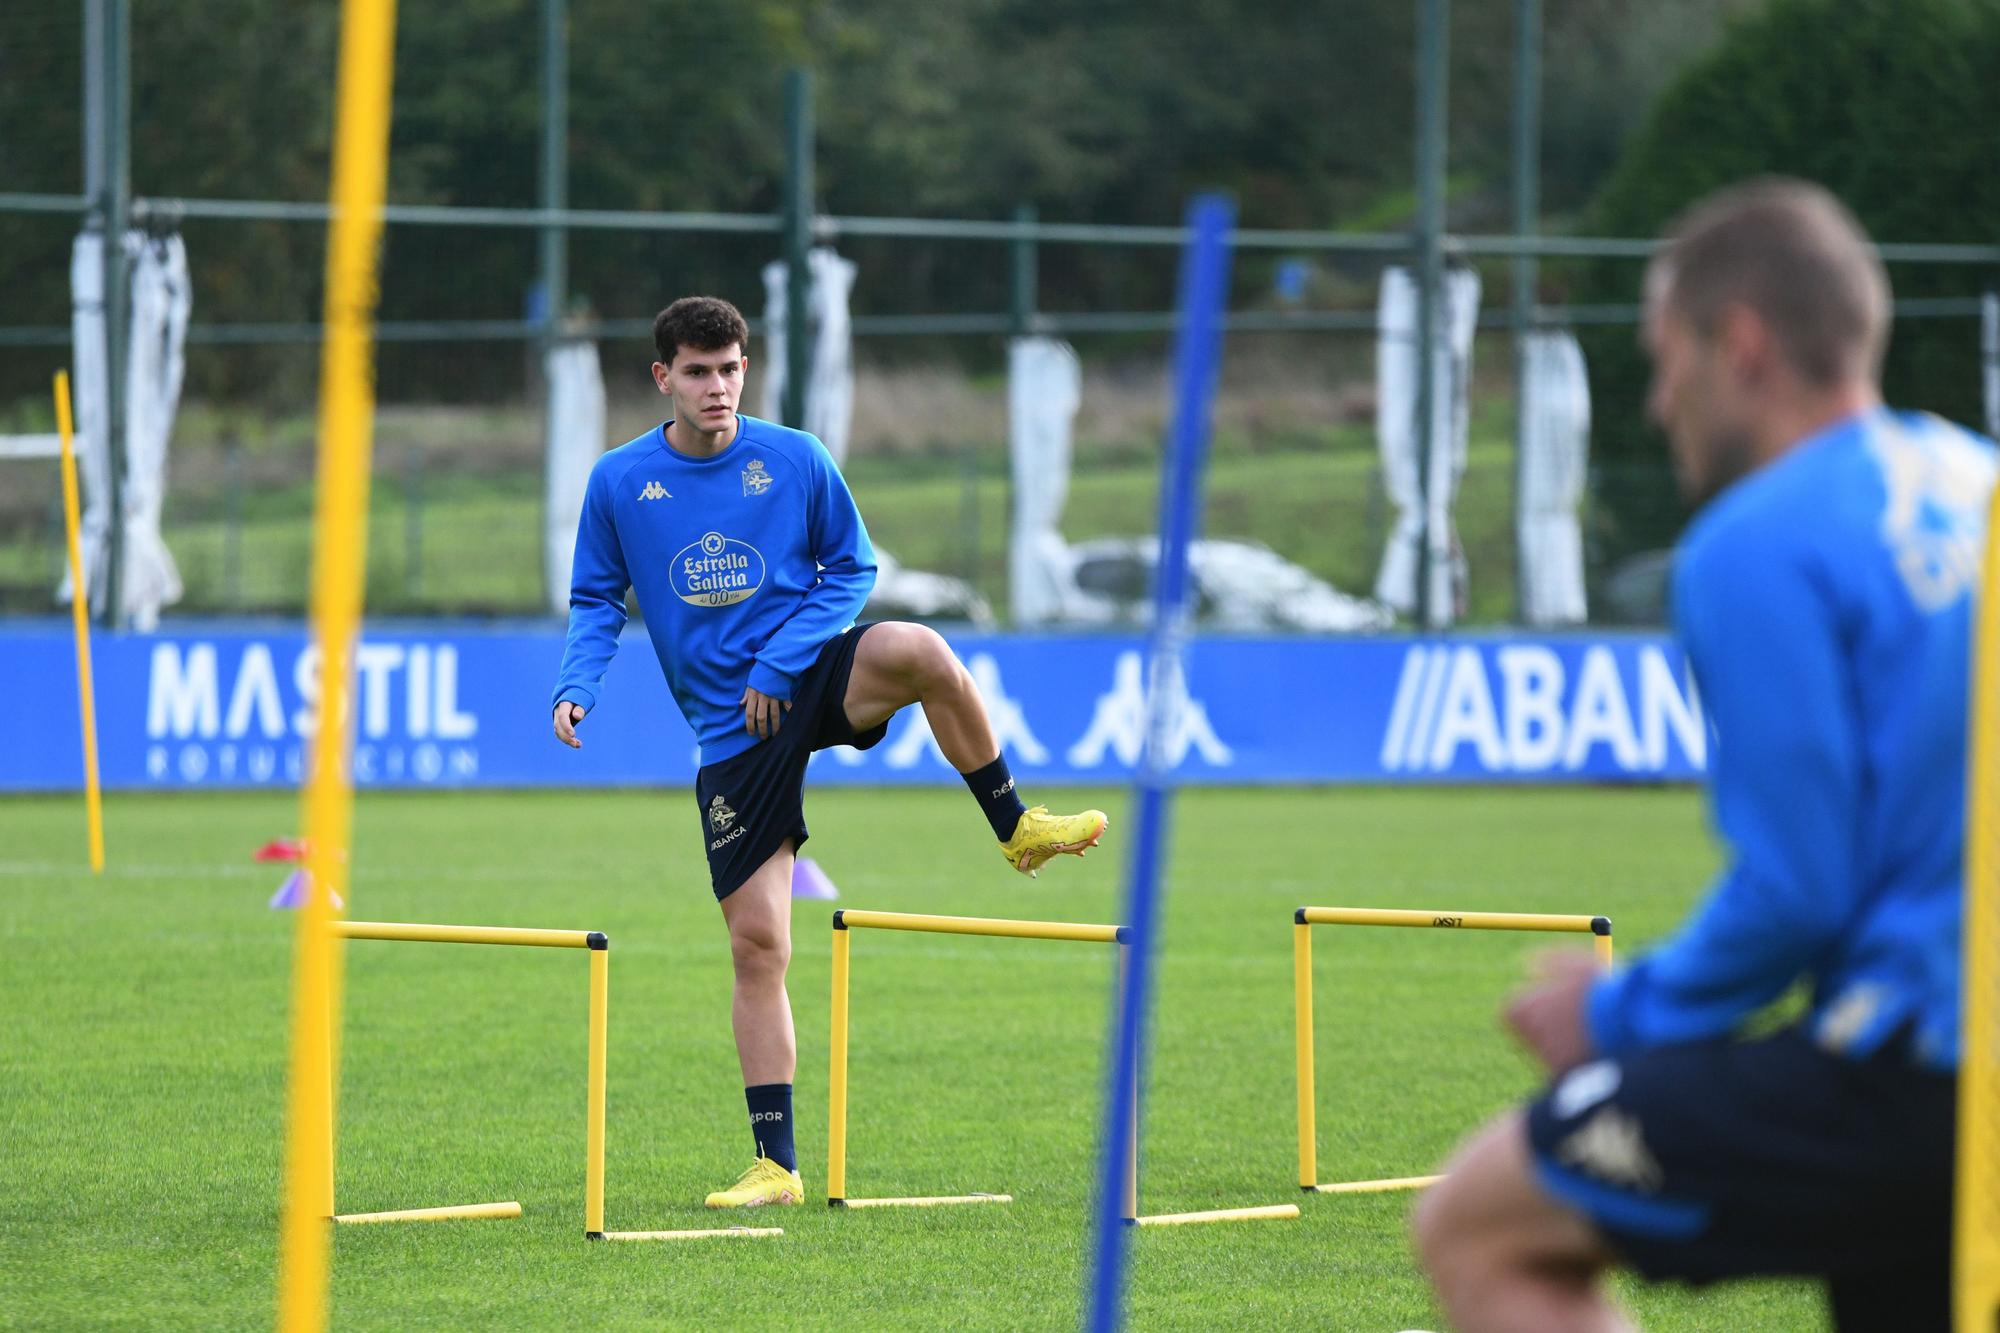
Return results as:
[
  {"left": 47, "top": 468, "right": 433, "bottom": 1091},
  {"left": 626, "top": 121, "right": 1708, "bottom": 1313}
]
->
[{"left": 652, "top": 296, "right": 749, "bottom": 367}]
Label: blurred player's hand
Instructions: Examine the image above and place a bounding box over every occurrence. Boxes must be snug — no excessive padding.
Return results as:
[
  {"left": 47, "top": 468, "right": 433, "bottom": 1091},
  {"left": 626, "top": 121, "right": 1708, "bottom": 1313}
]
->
[
  {"left": 741, "top": 686, "right": 791, "bottom": 740},
  {"left": 553, "top": 701, "right": 586, "bottom": 749},
  {"left": 1504, "top": 951, "right": 1601, "bottom": 1075}
]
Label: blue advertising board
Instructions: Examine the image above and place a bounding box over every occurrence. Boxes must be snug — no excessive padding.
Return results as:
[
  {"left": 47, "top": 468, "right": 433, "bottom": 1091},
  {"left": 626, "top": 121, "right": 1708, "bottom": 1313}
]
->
[{"left": 0, "top": 623, "right": 1706, "bottom": 791}]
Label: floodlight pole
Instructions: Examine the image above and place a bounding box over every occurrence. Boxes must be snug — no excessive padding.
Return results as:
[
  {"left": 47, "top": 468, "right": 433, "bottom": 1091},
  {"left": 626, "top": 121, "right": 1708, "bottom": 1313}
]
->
[
  {"left": 782, "top": 68, "right": 813, "bottom": 430},
  {"left": 1412, "top": 0, "right": 1449, "bottom": 628}
]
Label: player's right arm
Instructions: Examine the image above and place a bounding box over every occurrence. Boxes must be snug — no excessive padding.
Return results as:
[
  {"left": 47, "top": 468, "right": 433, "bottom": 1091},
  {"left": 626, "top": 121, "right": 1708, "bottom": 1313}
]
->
[
  {"left": 549, "top": 459, "right": 632, "bottom": 749},
  {"left": 1585, "top": 521, "right": 1864, "bottom": 1054}
]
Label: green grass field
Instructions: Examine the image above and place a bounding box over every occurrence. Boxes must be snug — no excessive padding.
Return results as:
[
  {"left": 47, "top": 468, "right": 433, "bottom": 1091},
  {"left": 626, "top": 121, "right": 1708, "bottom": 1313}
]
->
[{"left": 0, "top": 786, "right": 1822, "bottom": 1330}]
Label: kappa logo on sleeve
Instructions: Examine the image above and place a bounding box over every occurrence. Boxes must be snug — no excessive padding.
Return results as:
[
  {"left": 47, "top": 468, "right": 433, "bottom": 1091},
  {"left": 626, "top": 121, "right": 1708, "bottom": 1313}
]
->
[{"left": 638, "top": 480, "right": 672, "bottom": 501}]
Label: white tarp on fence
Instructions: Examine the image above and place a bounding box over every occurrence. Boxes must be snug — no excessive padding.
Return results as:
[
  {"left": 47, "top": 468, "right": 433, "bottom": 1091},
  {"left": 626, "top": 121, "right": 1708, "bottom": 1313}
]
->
[
  {"left": 544, "top": 339, "right": 608, "bottom": 614},
  {"left": 1006, "top": 337, "right": 1083, "bottom": 625},
  {"left": 760, "top": 248, "right": 857, "bottom": 464},
  {"left": 60, "top": 228, "right": 191, "bottom": 629},
  {"left": 1374, "top": 265, "right": 1479, "bottom": 625},
  {"left": 1517, "top": 329, "right": 1591, "bottom": 626},
  {"left": 119, "top": 232, "right": 191, "bottom": 630}
]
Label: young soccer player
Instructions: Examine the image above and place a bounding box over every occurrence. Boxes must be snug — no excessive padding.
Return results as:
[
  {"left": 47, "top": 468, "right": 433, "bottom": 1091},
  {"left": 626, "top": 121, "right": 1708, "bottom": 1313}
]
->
[
  {"left": 1411, "top": 180, "right": 1996, "bottom": 1331},
  {"left": 549, "top": 296, "right": 1107, "bottom": 1208}
]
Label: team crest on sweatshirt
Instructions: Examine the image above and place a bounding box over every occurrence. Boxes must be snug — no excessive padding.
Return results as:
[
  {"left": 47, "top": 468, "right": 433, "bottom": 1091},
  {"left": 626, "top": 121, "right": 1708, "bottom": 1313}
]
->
[{"left": 742, "top": 458, "right": 773, "bottom": 497}]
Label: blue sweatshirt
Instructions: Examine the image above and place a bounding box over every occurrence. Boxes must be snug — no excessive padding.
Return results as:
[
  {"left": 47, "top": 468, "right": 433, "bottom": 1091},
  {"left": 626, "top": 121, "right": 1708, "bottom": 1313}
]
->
[
  {"left": 1588, "top": 410, "right": 1995, "bottom": 1070},
  {"left": 551, "top": 415, "right": 877, "bottom": 766}
]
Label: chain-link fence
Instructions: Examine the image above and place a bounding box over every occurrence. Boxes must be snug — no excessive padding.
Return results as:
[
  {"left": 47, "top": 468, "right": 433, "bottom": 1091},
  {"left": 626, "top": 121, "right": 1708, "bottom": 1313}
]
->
[{"left": 5, "top": 1, "right": 1996, "bottom": 629}]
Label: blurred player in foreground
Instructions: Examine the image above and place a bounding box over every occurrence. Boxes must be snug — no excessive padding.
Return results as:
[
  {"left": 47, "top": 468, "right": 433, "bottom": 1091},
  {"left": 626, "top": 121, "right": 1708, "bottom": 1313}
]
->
[
  {"left": 550, "top": 297, "right": 1107, "bottom": 1208},
  {"left": 1413, "top": 179, "right": 1996, "bottom": 1331}
]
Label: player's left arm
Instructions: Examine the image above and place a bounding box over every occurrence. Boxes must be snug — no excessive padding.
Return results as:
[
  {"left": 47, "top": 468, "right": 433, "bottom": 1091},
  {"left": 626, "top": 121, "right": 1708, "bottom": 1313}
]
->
[
  {"left": 1585, "top": 531, "right": 1864, "bottom": 1056},
  {"left": 744, "top": 441, "right": 878, "bottom": 711}
]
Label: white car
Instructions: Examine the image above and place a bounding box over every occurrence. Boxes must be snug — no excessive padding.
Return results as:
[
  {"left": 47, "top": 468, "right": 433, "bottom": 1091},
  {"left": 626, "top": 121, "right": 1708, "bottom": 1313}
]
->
[
  {"left": 861, "top": 548, "right": 997, "bottom": 628},
  {"left": 1057, "top": 537, "right": 1394, "bottom": 633}
]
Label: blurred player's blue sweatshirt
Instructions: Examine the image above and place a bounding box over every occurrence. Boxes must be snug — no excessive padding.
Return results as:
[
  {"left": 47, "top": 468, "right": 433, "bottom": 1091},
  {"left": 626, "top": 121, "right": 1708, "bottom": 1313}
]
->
[
  {"left": 551, "top": 415, "right": 876, "bottom": 766},
  {"left": 1588, "top": 410, "right": 1996, "bottom": 1069}
]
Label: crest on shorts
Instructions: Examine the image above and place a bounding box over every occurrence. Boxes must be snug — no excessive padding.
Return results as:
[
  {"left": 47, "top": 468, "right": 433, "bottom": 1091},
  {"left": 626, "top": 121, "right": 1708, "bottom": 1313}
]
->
[
  {"left": 709, "top": 794, "right": 737, "bottom": 832},
  {"left": 1555, "top": 1107, "right": 1662, "bottom": 1192},
  {"left": 742, "top": 458, "right": 773, "bottom": 497}
]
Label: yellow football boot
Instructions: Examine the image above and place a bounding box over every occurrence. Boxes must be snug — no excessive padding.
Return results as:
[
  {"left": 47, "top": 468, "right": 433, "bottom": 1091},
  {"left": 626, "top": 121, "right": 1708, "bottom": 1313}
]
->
[
  {"left": 999, "top": 805, "right": 1110, "bottom": 877},
  {"left": 703, "top": 1157, "right": 805, "bottom": 1208}
]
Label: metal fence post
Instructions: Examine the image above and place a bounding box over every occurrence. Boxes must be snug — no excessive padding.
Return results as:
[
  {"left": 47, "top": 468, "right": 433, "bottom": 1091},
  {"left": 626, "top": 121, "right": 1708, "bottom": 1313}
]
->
[
  {"left": 539, "top": 0, "right": 568, "bottom": 611},
  {"left": 782, "top": 68, "right": 813, "bottom": 430},
  {"left": 86, "top": 0, "right": 131, "bottom": 627},
  {"left": 1010, "top": 203, "right": 1037, "bottom": 337},
  {"left": 1511, "top": 0, "right": 1542, "bottom": 623},
  {"left": 1412, "top": 0, "right": 1449, "bottom": 628}
]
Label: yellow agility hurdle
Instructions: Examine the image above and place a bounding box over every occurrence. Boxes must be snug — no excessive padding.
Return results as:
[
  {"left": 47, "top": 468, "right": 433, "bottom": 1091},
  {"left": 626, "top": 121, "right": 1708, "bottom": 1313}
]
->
[
  {"left": 1293, "top": 906, "right": 1613, "bottom": 1195},
  {"left": 830, "top": 909, "right": 1298, "bottom": 1228},
  {"left": 331, "top": 921, "right": 606, "bottom": 1231},
  {"left": 332, "top": 920, "right": 779, "bottom": 1243}
]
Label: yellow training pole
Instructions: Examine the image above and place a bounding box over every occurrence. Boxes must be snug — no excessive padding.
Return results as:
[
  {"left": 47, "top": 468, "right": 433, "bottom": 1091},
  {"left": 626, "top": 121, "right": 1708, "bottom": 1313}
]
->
[
  {"left": 597, "top": 1226, "right": 785, "bottom": 1241},
  {"left": 334, "top": 1202, "right": 521, "bottom": 1225},
  {"left": 828, "top": 923, "right": 851, "bottom": 1204},
  {"left": 53, "top": 371, "right": 103, "bottom": 874},
  {"left": 837, "top": 1193, "right": 1012, "bottom": 1209},
  {"left": 586, "top": 944, "right": 608, "bottom": 1237},
  {"left": 1136, "top": 1204, "right": 1302, "bottom": 1227},
  {"left": 1294, "top": 921, "right": 1314, "bottom": 1190},
  {"left": 833, "top": 909, "right": 1126, "bottom": 945},
  {"left": 276, "top": 0, "right": 397, "bottom": 1326},
  {"left": 1594, "top": 930, "right": 1614, "bottom": 968},
  {"left": 1297, "top": 907, "right": 1604, "bottom": 933},
  {"left": 1119, "top": 943, "right": 1138, "bottom": 1222},
  {"left": 333, "top": 921, "right": 599, "bottom": 949},
  {"left": 1311, "top": 1175, "right": 1444, "bottom": 1195},
  {"left": 1956, "top": 480, "right": 2000, "bottom": 1333}
]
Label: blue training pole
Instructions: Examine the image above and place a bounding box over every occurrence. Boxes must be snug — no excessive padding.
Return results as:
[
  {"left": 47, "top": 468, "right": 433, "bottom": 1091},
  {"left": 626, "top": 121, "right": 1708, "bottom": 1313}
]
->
[{"left": 1083, "top": 193, "right": 1234, "bottom": 1332}]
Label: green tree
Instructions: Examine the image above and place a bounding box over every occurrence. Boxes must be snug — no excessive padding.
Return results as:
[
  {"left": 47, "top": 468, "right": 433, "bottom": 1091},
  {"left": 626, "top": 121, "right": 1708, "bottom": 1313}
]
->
[{"left": 1573, "top": 0, "right": 2000, "bottom": 579}]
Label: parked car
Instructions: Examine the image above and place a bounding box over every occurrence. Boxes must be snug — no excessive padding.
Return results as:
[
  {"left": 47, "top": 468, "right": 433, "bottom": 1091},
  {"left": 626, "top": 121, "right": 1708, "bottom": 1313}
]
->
[
  {"left": 861, "top": 548, "right": 996, "bottom": 628},
  {"left": 1058, "top": 537, "right": 1395, "bottom": 632}
]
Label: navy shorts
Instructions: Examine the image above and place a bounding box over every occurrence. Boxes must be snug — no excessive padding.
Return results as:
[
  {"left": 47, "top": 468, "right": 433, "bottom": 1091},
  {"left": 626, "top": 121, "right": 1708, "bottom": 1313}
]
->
[
  {"left": 1525, "top": 1025, "right": 1955, "bottom": 1331},
  {"left": 694, "top": 625, "right": 888, "bottom": 901}
]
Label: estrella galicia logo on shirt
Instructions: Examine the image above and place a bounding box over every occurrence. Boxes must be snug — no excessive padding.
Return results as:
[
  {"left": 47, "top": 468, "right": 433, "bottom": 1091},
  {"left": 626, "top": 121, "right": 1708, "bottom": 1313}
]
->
[
  {"left": 741, "top": 458, "right": 773, "bottom": 497},
  {"left": 671, "top": 531, "right": 766, "bottom": 608}
]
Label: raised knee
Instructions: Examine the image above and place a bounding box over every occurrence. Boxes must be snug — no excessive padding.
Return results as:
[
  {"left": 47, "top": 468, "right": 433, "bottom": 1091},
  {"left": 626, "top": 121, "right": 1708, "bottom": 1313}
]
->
[{"left": 881, "top": 622, "right": 963, "bottom": 692}]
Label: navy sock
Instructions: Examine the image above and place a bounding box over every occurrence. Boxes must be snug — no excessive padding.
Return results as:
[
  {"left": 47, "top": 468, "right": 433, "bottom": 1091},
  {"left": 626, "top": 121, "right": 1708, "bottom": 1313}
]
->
[
  {"left": 745, "top": 1083, "right": 796, "bottom": 1171},
  {"left": 964, "top": 754, "right": 1028, "bottom": 841}
]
